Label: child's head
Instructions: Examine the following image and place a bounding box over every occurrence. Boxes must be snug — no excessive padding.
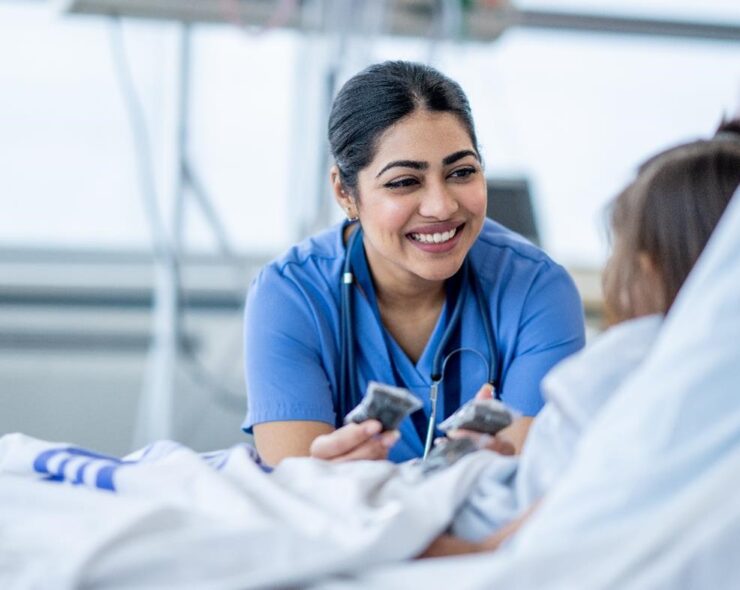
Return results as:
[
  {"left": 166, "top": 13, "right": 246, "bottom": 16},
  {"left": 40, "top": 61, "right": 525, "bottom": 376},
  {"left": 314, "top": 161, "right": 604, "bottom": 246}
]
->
[{"left": 603, "top": 119, "right": 740, "bottom": 325}]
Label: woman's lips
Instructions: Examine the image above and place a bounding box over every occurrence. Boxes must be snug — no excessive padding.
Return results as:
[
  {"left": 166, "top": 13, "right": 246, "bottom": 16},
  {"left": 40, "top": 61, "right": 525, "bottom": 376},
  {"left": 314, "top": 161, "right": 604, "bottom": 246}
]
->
[{"left": 406, "top": 223, "right": 465, "bottom": 253}]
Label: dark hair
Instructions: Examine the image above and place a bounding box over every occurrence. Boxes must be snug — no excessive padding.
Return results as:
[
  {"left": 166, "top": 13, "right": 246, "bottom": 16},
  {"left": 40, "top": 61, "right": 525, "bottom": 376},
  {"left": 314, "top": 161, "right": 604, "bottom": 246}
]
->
[
  {"left": 603, "top": 119, "right": 740, "bottom": 323},
  {"left": 328, "top": 61, "right": 480, "bottom": 195}
]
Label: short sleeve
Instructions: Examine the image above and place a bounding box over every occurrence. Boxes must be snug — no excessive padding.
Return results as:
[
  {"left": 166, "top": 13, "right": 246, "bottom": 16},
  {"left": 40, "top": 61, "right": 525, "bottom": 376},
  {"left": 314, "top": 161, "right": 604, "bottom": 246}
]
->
[
  {"left": 500, "top": 263, "right": 586, "bottom": 416},
  {"left": 242, "top": 264, "right": 337, "bottom": 432}
]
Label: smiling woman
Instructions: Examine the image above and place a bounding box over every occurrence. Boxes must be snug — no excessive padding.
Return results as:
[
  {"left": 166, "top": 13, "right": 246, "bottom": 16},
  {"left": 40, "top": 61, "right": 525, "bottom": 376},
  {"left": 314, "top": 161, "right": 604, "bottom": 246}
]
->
[{"left": 243, "top": 61, "right": 586, "bottom": 466}]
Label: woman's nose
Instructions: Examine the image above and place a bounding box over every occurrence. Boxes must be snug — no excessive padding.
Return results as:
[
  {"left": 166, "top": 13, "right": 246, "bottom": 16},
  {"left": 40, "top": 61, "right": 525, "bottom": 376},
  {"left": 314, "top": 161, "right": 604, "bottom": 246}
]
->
[{"left": 418, "top": 182, "right": 459, "bottom": 219}]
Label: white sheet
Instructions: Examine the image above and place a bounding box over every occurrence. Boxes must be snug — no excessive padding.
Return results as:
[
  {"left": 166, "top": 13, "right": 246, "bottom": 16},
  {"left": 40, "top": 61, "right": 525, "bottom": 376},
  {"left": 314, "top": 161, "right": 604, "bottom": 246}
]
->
[
  {"left": 0, "top": 434, "right": 496, "bottom": 589},
  {"left": 314, "top": 189, "right": 740, "bottom": 589}
]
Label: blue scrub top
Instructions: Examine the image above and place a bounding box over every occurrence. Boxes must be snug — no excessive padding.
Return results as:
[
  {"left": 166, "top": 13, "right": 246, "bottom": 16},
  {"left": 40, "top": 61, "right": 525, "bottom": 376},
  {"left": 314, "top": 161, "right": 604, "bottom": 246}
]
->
[{"left": 243, "top": 219, "right": 585, "bottom": 462}]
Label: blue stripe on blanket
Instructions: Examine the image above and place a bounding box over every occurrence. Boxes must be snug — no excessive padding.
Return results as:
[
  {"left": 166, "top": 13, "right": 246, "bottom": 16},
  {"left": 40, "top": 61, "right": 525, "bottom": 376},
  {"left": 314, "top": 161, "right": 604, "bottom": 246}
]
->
[
  {"left": 30, "top": 441, "right": 272, "bottom": 490},
  {"left": 33, "top": 447, "right": 124, "bottom": 491}
]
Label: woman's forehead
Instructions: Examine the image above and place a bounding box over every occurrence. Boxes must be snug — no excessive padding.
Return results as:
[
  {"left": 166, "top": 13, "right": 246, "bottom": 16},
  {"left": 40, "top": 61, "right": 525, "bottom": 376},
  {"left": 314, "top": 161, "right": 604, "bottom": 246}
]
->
[{"left": 369, "top": 110, "right": 475, "bottom": 169}]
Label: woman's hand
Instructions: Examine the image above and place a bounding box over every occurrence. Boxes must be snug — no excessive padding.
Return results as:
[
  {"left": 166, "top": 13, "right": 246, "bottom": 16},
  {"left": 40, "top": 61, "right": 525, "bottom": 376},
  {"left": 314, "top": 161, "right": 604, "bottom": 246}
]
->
[
  {"left": 445, "top": 383, "right": 518, "bottom": 455},
  {"left": 309, "top": 420, "right": 399, "bottom": 462},
  {"left": 475, "top": 381, "right": 534, "bottom": 454}
]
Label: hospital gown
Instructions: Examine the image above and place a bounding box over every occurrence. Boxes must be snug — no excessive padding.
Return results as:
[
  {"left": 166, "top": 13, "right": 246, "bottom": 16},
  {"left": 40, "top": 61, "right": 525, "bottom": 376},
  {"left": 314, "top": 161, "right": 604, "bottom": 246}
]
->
[{"left": 452, "top": 314, "right": 663, "bottom": 541}]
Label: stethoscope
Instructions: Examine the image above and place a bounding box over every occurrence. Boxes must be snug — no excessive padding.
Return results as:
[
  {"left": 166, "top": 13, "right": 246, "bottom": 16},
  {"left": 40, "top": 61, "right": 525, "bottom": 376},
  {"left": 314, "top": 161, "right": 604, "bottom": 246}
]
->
[{"left": 339, "top": 224, "right": 498, "bottom": 459}]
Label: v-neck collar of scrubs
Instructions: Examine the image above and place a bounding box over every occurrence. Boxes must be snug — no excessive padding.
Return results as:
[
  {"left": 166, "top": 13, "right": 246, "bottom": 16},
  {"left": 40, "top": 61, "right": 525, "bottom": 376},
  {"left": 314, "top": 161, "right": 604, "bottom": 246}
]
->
[{"left": 347, "top": 224, "right": 460, "bottom": 389}]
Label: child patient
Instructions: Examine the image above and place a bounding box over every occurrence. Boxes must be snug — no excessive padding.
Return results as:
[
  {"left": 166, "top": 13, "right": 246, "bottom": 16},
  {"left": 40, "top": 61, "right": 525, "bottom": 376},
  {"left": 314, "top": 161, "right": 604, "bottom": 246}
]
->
[{"left": 423, "top": 118, "right": 740, "bottom": 557}]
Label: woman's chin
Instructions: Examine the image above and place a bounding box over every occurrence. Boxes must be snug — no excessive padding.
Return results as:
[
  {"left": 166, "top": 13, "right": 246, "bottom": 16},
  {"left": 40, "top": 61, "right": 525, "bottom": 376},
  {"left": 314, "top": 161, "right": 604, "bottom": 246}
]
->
[{"left": 410, "top": 258, "right": 466, "bottom": 284}]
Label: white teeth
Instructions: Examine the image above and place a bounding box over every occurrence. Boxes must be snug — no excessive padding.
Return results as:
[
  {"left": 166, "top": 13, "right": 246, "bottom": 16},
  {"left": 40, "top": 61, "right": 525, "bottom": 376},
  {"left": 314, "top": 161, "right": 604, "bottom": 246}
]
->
[{"left": 410, "top": 227, "right": 458, "bottom": 244}]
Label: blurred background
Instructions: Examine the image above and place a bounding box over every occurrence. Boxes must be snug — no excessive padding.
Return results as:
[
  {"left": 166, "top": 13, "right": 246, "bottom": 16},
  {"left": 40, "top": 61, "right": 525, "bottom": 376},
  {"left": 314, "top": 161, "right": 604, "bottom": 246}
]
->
[{"left": 1, "top": 0, "right": 739, "bottom": 456}]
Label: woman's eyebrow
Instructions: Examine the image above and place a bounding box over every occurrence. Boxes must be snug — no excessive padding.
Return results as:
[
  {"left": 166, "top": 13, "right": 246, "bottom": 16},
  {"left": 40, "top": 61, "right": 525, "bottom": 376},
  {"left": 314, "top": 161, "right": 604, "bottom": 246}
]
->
[
  {"left": 375, "top": 149, "right": 478, "bottom": 178},
  {"left": 376, "top": 160, "right": 428, "bottom": 178},
  {"left": 443, "top": 149, "right": 479, "bottom": 166}
]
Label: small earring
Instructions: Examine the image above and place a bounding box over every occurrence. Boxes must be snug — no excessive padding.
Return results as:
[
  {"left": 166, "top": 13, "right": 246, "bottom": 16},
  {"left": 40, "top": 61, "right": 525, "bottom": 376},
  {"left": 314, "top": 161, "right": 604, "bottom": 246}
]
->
[{"left": 346, "top": 210, "right": 359, "bottom": 222}]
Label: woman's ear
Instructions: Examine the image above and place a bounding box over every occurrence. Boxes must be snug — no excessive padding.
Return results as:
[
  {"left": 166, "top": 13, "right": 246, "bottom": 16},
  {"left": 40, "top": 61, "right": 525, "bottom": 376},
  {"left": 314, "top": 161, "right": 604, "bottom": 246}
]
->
[{"left": 330, "top": 166, "right": 358, "bottom": 221}]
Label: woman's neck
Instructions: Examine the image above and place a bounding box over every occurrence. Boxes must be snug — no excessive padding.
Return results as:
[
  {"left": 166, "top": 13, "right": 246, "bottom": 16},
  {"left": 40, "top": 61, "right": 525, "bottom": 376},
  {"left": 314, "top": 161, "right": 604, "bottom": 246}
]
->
[
  {"left": 374, "top": 277, "right": 445, "bottom": 313},
  {"left": 357, "top": 232, "right": 447, "bottom": 363},
  {"left": 374, "top": 276, "right": 445, "bottom": 364}
]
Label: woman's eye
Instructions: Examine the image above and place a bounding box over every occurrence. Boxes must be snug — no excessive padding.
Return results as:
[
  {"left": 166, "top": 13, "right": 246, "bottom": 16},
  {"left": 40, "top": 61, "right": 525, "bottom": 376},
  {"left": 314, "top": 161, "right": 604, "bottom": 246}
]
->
[
  {"left": 449, "top": 167, "right": 477, "bottom": 180},
  {"left": 384, "top": 177, "right": 419, "bottom": 189}
]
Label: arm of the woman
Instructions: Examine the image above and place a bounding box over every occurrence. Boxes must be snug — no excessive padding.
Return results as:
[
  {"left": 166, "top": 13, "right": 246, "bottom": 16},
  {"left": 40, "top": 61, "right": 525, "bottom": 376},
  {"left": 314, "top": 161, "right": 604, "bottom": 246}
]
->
[
  {"left": 244, "top": 266, "right": 398, "bottom": 465},
  {"left": 244, "top": 265, "right": 338, "bottom": 463},
  {"left": 498, "top": 263, "right": 585, "bottom": 428},
  {"left": 253, "top": 421, "right": 333, "bottom": 465},
  {"left": 452, "top": 264, "right": 582, "bottom": 455}
]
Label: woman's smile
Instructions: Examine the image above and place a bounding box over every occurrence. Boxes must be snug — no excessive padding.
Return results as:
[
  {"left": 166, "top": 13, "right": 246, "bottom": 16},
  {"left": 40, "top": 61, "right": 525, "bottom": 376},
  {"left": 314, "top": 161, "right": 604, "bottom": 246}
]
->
[{"left": 407, "top": 222, "right": 466, "bottom": 253}]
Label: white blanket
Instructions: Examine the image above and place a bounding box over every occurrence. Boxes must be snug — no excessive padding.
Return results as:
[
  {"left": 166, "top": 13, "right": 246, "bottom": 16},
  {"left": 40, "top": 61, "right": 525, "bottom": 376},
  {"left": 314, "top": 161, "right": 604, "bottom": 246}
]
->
[
  {"left": 1, "top": 315, "right": 664, "bottom": 588},
  {"left": 0, "top": 433, "right": 496, "bottom": 589},
  {"left": 315, "top": 189, "right": 740, "bottom": 589}
]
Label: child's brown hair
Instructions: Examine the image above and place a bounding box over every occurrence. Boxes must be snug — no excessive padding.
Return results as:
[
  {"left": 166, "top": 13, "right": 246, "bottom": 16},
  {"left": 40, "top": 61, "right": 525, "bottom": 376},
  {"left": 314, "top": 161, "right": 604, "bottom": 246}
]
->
[{"left": 603, "top": 119, "right": 740, "bottom": 324}]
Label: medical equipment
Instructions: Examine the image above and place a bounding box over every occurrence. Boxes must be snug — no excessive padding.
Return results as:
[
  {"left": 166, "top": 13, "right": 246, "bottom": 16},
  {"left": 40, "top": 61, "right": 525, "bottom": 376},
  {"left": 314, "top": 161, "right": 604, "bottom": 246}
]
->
[
  {"left": 339, "top": 226, "right": 499, "bottom": 460},
  {"left": 345, "top": 381, "right": 423, "bottom": 432},
  {"left": 438, "top": 399, "right": 513, "bottom": 435}
]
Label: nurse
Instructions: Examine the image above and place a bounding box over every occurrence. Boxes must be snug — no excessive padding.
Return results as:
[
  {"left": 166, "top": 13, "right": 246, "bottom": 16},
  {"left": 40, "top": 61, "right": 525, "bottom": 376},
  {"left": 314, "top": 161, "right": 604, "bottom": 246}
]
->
[{"left": 243, "top": 61, "right": 585, "bottom": 465}]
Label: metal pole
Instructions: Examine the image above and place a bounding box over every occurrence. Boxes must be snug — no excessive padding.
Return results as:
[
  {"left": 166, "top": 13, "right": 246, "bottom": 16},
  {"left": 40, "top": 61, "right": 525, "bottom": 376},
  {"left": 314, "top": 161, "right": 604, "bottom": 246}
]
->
[{"left": 133, "top": 24, "right": 190, "bottom": 447}]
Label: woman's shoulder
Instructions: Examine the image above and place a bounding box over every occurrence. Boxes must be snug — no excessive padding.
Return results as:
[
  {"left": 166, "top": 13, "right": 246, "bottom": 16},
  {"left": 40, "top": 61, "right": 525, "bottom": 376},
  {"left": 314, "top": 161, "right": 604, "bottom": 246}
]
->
[
  {"left": 277, "top": 222, "right": 345, "bottom": 268},
  {"left": 470, "top": 219, "right": 581, "bottom": 308},
  {"left": 250, "top": 223, "right": 344, "bottom": 296},
  {"left": 260, "top": 222, "right": 346, "bottom": 283}
]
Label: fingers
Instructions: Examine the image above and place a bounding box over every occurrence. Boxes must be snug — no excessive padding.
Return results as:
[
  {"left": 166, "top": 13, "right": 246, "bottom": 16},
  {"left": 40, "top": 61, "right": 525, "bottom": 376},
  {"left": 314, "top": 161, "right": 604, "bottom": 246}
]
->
[
  {"left": 485, "top": 435, "right": 516, "bottom": 456},
  {"left": 444, "top": 429, "right": 515, "bottom": 455},
  {"left": 309, "top": 420, "right": 388, "bottom": 460},
  {"left": 445, "top": 428, "right": 482, "bottom": 441},
  {"left": 331, "top": 430, "right": 399, "bottom": 463},
  {"left": 310, "top": 420, "right": 382, "bottom": 459},
  {"left": 474, "top": 383, "right": 495, "bottom": 401}
]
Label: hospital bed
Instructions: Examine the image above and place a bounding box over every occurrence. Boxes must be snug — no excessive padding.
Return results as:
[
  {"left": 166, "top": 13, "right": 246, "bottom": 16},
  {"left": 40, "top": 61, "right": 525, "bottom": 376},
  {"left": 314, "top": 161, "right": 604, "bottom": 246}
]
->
[{"left": 2, "top": 189, "right": 740, "bottom": 589}]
